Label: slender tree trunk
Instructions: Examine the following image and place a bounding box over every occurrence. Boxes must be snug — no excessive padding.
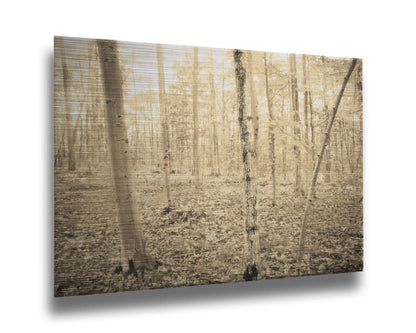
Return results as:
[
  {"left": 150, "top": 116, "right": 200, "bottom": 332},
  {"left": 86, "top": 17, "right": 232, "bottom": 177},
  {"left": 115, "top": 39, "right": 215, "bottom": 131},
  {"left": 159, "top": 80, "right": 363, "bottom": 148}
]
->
[
  {"left": 156, "top": 44, "right": 172, "bottom": 206},
  {"left": 135, "top": 112, "right": 140, "bottom": 167},
  {"left": 333, "top": 123, "right": 340, "bottom": 179},
  {"left": 351, "top": 119, "right": 356, "bottom": 172},
  {"left": 78, "top": 118, "right": 83, "bottom": 168},
  {"left": 209, "top": 51, "right": 220, "bottom": 176},
  {"left": 302, "top": 55, "right": 311, "bottom": 186},
  {"left": 85, "top": 105, "right": 92, "bottom": 174},
  {"left": 356, "top": 60, "right": 363, "bottom": 172},
  {"left": 55, "top": 125, "right": 65, "bottom": 168},
  {"left": 264, "top": 53, "right": 277, "bottom": 206},
  {"left": 234, "top": 50, "right": 260, "bottom": 281},
  {"left": 213, "top": 122, "right": 220, "bottom": 175},
  {"left": 289, "top": 54, "right": 302, "bottom": 194},
  {"left": 221, "top": 58, "right": 226, "bottom": 176},
  {"left": 302, "top": 55, "right": 310, "bottom": 143},
  {"left": 71, "top": 110, "right": 82, "bottom": 166},
  {"left": 90, "top": 42, "right": 102, "bottom": 167},
  {"left": 322, "top": 56, "right": 331, "bottom": 183},
  {"left": 247, "top": 51, "right": 259, "bottom": 159},
  {"left": 56, "top": 36, "right": 76, "bottom": 171},
  {"left": 339, "top": 121, "right": 345, "bottom": 175},
  {"left": 296, "top": 59, "right": 357, "bottom": 274},
  {"left": 307, "top": 56, "right": 315, "bottom": 163},
  {"left": 169, "top": 105, "right": 175, "bottom": 172},
  {"left": 85, "top": 42, "right": 94, "bottom": 174},
  {"left": 281, "top": 99, "right": 288, "bottom": 182},
  {"left": 97, "top": 39, "right": 149, "bottom": 275},
  {"left": 192, "top": 47, "right": 202, "bottom": 185},
  {"left": 343, "top": 120, "right": 354, "bottom": 174}
]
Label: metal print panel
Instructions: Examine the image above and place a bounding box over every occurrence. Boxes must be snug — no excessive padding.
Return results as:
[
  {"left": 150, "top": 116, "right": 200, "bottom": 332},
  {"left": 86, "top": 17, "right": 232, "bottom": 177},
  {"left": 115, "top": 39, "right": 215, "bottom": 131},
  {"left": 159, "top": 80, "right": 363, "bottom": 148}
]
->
[{"left": 54, "top": 36, "right": 363, "bottom": 297}]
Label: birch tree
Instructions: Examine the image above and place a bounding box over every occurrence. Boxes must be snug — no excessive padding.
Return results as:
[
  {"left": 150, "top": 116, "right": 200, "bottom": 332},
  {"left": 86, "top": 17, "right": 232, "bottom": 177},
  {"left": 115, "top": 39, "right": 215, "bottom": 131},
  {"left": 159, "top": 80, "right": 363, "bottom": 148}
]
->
[
  {"left": 234, "top": 49, "right": 260, "bottom": 281},
  {"left": 97, "top": 39, "right": 150, "bottom": 275}
]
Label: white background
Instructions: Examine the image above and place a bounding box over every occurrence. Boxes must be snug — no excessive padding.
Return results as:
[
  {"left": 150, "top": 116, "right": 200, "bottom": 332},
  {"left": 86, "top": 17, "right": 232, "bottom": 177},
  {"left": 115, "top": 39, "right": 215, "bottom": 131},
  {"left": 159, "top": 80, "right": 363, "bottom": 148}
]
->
[{"left": 1, "top": 0, "right": 415, "bottom": 331}]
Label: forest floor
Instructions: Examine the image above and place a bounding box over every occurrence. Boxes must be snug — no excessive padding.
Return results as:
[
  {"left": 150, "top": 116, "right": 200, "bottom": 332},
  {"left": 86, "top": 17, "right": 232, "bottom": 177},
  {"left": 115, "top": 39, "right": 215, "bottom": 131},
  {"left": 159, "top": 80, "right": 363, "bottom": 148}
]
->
[{"left": 54, "top": 170, "right": 363, "bottom": 297}]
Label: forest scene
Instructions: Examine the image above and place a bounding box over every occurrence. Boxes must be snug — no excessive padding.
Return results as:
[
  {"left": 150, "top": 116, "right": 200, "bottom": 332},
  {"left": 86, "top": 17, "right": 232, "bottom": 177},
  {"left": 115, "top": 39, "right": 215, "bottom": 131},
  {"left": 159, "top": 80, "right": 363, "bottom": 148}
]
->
[{"left": 54, "top": 36, "right": 363, "bottom": 297}]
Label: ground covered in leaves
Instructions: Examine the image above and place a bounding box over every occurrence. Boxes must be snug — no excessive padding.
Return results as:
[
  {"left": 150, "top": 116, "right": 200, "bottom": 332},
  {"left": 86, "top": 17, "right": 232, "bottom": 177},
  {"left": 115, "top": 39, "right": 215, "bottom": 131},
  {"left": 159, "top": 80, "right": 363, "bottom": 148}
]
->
[{"left": 54, "top": 170, "right": 363, "bottom": 297}]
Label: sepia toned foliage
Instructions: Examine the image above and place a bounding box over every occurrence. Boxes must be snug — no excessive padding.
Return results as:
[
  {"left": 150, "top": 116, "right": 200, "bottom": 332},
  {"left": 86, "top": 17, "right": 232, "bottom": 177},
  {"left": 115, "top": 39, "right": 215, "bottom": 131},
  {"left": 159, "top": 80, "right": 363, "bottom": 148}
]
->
[{"left": 54, "top": 36, "right": 363, "bottom": 296}]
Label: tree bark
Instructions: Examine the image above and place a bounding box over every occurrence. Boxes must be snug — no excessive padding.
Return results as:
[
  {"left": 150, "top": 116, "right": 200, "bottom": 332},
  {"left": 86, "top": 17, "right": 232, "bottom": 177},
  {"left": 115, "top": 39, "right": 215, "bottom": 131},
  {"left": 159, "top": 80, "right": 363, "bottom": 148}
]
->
[
  {"left": 264, "top": 53, "right": 277, "bottom": 206},
  {"left": 56, "top": 36, "right": 77, "bottom": 171},
  {"left": 302, "top": 55, "right": 310, "bottom": 144},
  {"left": 192, "top": 47, "right": 202, "bottom": 185},
  {"left": 234, "top": 50, "right": 260, "bottom": 281},
  {"left": 322, "top": 56, "right": 332, "bottom": 183},
  {"left": 156, "top": 44, "right": 172, "bottom": 206},
  {"left": 221, "top": 58, "right": 227, "bottom": 176},
  {"left": 289, "top": 54, "right": 302, "bottom": 194},
  {"left": 296, "top": 59, "right": 357, "bottom": 274},
  {"left": 97, "top": 39, "right": 149, "bottom": 275},
  {"left": 78, "top": 118, "right": 83, "bottom": 168},
  {"left": 302, "top": 54, "right": 311, "bottom": 186},
  {"left": 209, "top": 50, "right": 220, "bottom": 176},
  {"left": 306, "top": 56, "right": 315, "bottom": 165},
  {"left": 247, "top": 51, "right": 259, "bottom": 159}
]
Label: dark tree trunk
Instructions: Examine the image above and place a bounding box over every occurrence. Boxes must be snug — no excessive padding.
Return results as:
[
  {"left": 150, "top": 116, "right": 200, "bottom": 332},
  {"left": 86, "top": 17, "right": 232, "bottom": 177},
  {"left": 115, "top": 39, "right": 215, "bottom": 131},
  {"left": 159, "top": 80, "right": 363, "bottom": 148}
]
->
[
  {"left": 97, "top": 39, "right": 150, "bottom": 275},
  {"left": 234, "top": 49, "right": 260, "bottom": 281}
]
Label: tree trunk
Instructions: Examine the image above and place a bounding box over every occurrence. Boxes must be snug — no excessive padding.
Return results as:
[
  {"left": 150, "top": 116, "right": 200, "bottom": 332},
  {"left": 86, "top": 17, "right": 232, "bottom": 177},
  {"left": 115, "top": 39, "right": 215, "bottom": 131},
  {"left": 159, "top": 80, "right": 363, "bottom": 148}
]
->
[
  {"left": 302, "top": 55, "right": 309, "bottom": 144},
  {"left": 339, "top": 121, "right": 345, "bottom": 175},
  {"left": 192, "top": 47, "right": 202, "bottom": 185},
  {"left": 355, "top": 60, "right": 363, "bottom": 171},
  {"left": 234, "top": 49, "right": 260, "bottom": 281},
  {"left": 296, "top": 59, "right": 357, "bottom": 274},
  {"left": 221, "top": 58, "right": 227, "bottom": 176},
  {"left": 322, "top": 56, "right": 331, "bottom": 183},
  {"left": 78, "top": 118, "right": 83, "bottom": 168},
  {"left": 97, "top": 39, "right": 150, "bottom": 275},
  {"left": 281, "top": 99, "right": 288, "bottom": 182},
  {"left": 247, "top": 51, "right": 259, "bottom": 159},
  {"left": 307, "top": 56, "right": 315, "bottom": 163},
  {"left": 156, "top": 44, "right": 172, "bottom": 206},
  {"left": 343, "top": 120, "right": 354, "bottom": 174},
  {"left": 264, "top": 53, "right": 277, "bottom": 206},
  {"left": 56, "top": 36, "right": 77, "bottom": 171},
  {"left": 289, "top": 54, "right": 302, "bottom": 194},
  {"left": 85, "top": 42, "right": 94, "bottom": 174},
  {"left": 209, "top": 50, "right": 220, "bottom": 176},
  {"left": 302, "top": 54, "right": 311, "bottom": 186}
]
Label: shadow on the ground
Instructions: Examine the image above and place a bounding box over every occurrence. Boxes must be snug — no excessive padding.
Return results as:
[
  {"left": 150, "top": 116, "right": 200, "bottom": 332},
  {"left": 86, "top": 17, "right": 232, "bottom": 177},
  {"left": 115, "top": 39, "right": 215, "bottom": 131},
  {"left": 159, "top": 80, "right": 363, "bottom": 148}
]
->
[{"left": 48, "top": 271, "right": 361, "bottom": 315}]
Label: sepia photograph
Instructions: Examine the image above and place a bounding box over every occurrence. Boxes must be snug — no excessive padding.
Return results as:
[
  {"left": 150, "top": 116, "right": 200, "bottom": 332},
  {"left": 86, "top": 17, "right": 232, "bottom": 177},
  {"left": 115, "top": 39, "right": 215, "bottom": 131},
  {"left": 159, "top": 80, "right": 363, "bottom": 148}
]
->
[
  {"left": 7, "top": 0, "right": 416, "bottom": 331},
  {"left": 54, "top": 36, "right": 363, "bottom": 297}
]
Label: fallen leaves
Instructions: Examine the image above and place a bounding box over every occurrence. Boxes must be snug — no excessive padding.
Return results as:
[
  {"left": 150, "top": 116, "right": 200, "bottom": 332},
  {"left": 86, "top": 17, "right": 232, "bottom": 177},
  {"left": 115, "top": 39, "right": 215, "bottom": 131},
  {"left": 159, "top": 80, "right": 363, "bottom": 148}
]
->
[{"left": 55, "top": 172, "right": 363, "bottom": 296}]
